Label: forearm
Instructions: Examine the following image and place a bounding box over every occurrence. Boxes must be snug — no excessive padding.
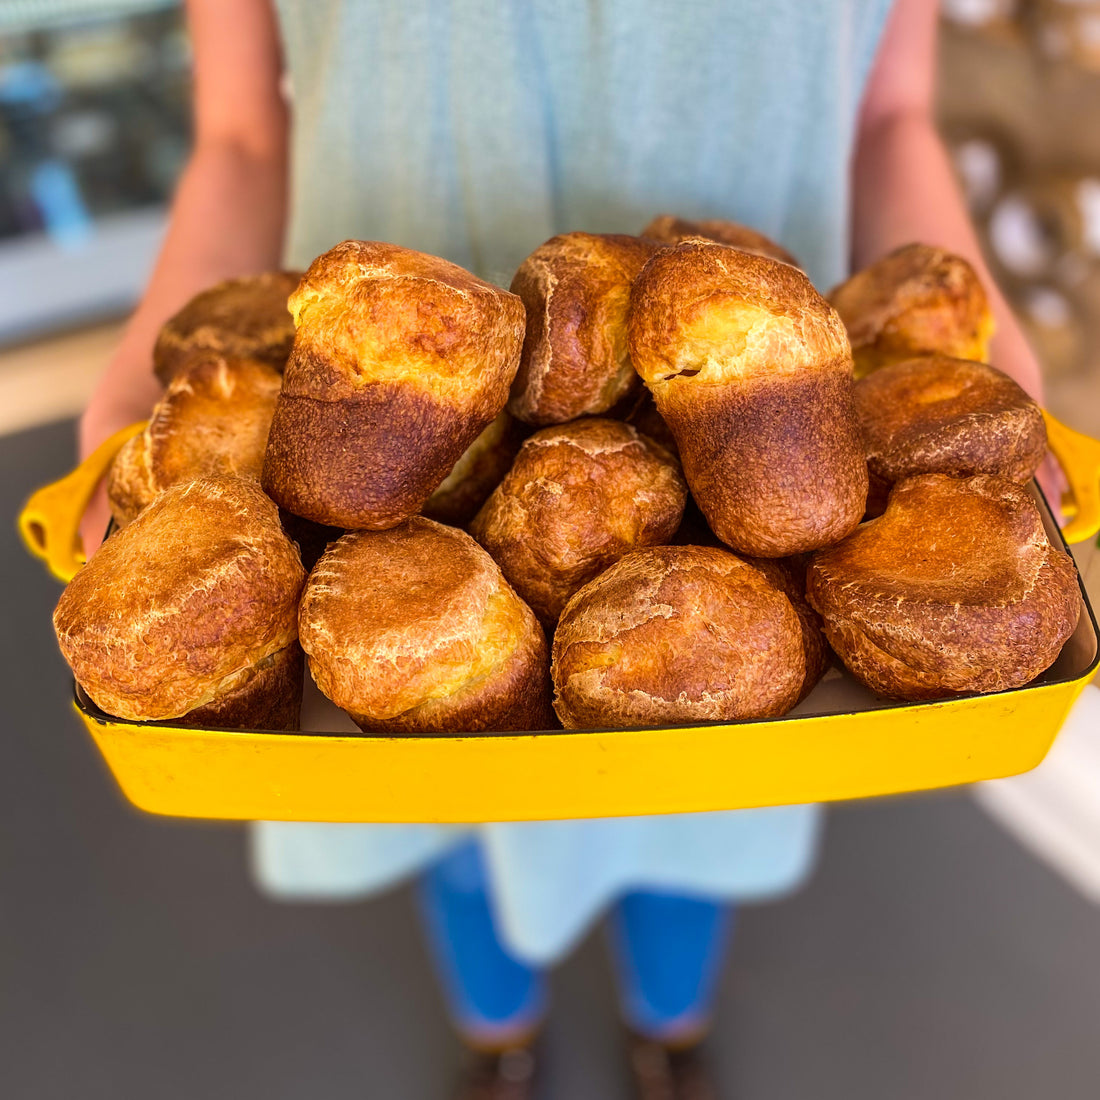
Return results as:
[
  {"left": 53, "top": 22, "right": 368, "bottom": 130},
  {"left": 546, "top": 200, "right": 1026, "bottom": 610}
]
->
[
  {"left": 852, "top": 110, "right": 1043, "bottom": 402},
  {"left": 80, "top": 137, "right": 287, "bottom": 457}
]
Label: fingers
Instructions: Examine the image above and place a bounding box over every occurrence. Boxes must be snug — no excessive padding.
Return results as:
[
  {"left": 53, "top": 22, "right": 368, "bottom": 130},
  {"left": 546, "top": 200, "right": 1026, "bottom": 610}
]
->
[
  {"left": 1037, "top": 450, "right": 1069, "bottom": 531},
  {"left": 79, "top": 483, "right": 111, "bottom": 561}
]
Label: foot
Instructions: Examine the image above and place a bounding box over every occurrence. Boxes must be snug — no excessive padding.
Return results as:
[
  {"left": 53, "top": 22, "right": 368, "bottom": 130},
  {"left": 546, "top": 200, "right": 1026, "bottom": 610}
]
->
[
  {"left": 453, "top": 1044, "right": 539, "bottom": 1100},
  {"left": 627, "top": 1034, "right": 719, "bottom": 1100}
]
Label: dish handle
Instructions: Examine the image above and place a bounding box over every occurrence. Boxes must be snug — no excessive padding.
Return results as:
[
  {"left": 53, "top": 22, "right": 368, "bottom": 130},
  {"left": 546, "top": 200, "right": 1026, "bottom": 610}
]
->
[
  {"left": 1044, "top": 410, "right": 1100, "bottom": 545},
  {"left": 17, "top": 421, "right": 146, "bottom": 583}
]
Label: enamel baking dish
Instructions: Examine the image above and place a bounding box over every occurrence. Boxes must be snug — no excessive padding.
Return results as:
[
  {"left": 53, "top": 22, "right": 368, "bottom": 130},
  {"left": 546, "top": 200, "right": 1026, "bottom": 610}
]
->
[{"left": 19, "top": 411, "right": 1100, "bottom": 824}]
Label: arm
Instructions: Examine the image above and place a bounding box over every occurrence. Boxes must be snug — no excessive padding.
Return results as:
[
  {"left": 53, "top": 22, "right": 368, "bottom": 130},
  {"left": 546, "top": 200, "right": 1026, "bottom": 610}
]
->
[
  {"left": 79, "top": 0, "right": 288, "bottom": 550},
  {"left": 852, "top": 0, "right": 1043, "bottom": 402}
]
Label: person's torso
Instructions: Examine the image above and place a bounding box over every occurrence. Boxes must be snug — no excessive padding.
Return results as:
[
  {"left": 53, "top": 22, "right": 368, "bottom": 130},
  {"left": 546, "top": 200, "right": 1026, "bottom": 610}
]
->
[{"left": 273, "top": 0, "right": 893, "bottom": 289}]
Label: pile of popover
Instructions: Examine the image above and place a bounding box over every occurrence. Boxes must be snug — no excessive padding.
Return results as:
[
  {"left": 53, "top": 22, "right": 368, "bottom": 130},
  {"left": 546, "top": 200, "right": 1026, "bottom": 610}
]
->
[{"left": 54, "top": 225, "right": 1082, "bottom": 734}]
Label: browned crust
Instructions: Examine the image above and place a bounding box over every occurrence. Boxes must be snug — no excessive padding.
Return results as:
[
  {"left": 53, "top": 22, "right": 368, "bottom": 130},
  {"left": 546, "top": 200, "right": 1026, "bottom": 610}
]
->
[
  {"left": 285, "top": 240, "right": 525, "bottom": 405},
  {"left": 262, "top": 385, "right": 477, "bottom": 529},
  {"left": 105, "top": 429, "right": 156, "bottom": 530},
  {"left": 181, "top": 643, "right": 304, "bottom": 731},
  {"left": 153, "top": 271, "right": 301, "bottom": 385},
  {"left": 423, "top": 412, "right": 530, "bottom": 527},
  {"left": 470, "top": 419, "right": 687, "bottom": 626},
  {"left": 108, "top": 353, "right": 283, "bottom": 527},
  {"left": 628, "top": 240, "right": 852, "bottom": 387},
  {"left": 827, "top": 244, "right": 994, "bottom": 377},
  {"left": 641, "top": 214, "right": 800, "bottom": 267},
  {"left": 54, "top": 477, "right": 306, "bottom": 721},
  {"left": 628, "top": 241, "right": 867, "bottom": 556},
  {"left": 349, "top": 623, "right": 554, "bottom": 735},
  {"left": 299, "top": 518, "right": 550, "bottom": 734},
  {"left": 670, "top": 369, "right": 868, "bottom": 556},
  {"left": 508, "top": 232, "right": 660, "bottom": 425},
  {"left": 806, "top": 474, "right": 1081, "bottom": 700},
  {"left": 552, "top": 545, "right": 805, "bottom": 728},
  {"left": 853, "top": 355, "right": 1047, "bottom": 484},
  {"left": 744, "top": 555, "right": 830, "bottom": 701},
  {"left": 263, "top": 241, "right": 525, "bottom": 528}
]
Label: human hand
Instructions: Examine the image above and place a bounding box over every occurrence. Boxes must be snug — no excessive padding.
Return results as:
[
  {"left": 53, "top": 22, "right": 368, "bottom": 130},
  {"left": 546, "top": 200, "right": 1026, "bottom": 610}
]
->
[
  {"left": 77, "top": 391, "right": 157, "bottom": 559},
  {"left": 1036, "top": 451, "right": 1068, "bottom": 532}
]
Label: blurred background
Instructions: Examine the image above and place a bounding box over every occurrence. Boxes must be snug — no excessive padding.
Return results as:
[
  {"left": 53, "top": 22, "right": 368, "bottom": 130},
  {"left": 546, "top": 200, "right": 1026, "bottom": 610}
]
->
[
  {"left": 2, "top": 2, "right": 1099, "bottom": 1098},
  {"left": 3, "top": 1, "right": 1100, "bottom": 435}
]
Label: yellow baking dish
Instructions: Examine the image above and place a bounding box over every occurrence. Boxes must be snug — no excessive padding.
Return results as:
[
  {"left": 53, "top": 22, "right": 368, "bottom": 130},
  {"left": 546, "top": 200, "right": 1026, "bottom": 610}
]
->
[{"left": 19, "top": 410, "right": 1100, "bottom": 824}]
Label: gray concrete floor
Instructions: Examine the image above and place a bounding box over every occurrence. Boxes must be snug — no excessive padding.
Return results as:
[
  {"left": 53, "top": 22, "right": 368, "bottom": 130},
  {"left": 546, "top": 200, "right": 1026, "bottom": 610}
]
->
[{"left": 5, "top": 420, "right": 1100, "bottom": 1100}]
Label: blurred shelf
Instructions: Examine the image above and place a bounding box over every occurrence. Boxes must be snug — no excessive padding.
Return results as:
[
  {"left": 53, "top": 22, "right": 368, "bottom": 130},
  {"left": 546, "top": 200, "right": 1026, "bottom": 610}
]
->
[
  {"left": 0, "top": 1, "right": 178, "bottom": 34},
  {"left": 0, "top": 205, "right": 163, "bottom": 344}
]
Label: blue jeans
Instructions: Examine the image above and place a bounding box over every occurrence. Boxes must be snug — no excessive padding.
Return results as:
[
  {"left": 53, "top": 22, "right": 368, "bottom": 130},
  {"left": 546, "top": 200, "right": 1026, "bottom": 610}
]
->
[{"left": 418, "top": 839, "right": 733, "bottom": 1046}]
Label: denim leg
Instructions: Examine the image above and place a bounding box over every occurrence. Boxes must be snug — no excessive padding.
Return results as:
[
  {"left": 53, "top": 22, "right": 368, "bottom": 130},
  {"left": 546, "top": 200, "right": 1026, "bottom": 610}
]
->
[
  {"left": 609, "top": 889, "right": 734, "bottom": 1043},
  {"left": 418, "top": 839, "right": 548, "bottom": 1047}
]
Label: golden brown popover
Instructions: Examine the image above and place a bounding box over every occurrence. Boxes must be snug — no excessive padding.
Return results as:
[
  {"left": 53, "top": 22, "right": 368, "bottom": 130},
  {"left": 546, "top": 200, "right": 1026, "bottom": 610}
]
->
[
  {"left": 507, "top": 232, "right": 659, "bottom": 425},
  {"left": 299, "top": 518, "right": 552, "bottom": 734},
  {"left": 108, "top": 353, "right": 283, "bottom": 527},
  {"left": 552, "top": 545, "right": 806, "bottom": 729},
  {"left": 262, "top": 241, "right": 526, "bottom": 529},
  {"left": 828, "top": 244, "right": 994, "bottom": 378},
  {"left": 628, "top": 240, "right": 868, "bottom": 557},
  {"left": 853, "top": 355, "right": 1047, "bottom": 486},
  {"left": 54, "top": 477, "right": 306, "bottom": 726},
  {"left": 744, "top": 555, "right": 830, "bottom": 702},
  {"left": 470, "top": 419, "right": 687, "bottom": 626},
  {"left": 423, "top": 412, "right": 528, "bottom": 527},
  {"left": 806, "top": 474, "right": 1080, "bottom": 700},
  {"left": 153, "top": 271, "right": 301, "bottom": 385},
  {"left": 641, "top": 214, "right": 800, "bottom": 267},
  {"left": 179, "top": 643, "right": 304, "bottom": 731}
]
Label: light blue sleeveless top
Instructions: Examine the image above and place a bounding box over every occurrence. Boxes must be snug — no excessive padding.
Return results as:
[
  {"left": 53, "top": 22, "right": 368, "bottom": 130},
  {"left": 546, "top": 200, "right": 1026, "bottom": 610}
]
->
[{"left": 256, "top": 0, "right": 893, "bottom": 965}]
